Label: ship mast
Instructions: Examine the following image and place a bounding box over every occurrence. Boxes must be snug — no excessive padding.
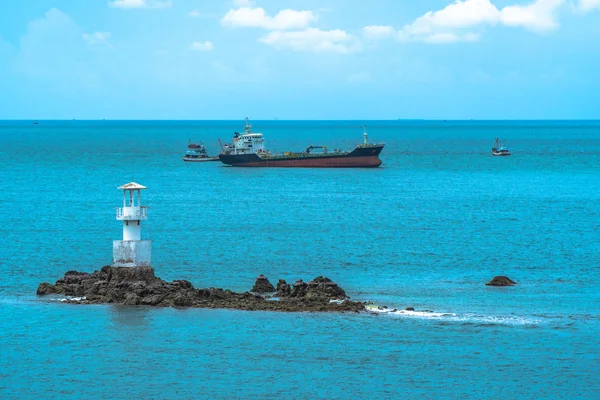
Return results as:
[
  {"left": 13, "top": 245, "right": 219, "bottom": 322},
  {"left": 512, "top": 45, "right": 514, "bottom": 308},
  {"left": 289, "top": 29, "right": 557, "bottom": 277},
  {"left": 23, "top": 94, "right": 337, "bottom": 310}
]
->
[
  {"left": 363, "top": 124, "right": 368, "bottom": 145},
  {"left": 245, "top": 117, "right": 252, "bottom": 134}
]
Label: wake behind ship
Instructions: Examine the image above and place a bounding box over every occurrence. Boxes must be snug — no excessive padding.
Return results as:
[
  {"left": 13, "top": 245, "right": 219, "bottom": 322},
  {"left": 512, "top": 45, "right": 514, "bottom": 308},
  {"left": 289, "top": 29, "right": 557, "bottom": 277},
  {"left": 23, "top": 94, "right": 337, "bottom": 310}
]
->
[{"left": 219, "top": 119, "right": 384, "bottom": 168}]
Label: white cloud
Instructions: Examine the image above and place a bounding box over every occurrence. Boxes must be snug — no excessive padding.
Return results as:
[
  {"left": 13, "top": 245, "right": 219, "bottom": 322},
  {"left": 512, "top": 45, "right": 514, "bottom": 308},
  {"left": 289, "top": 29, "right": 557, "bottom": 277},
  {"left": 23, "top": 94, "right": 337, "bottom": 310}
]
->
[
  {"left": 397, "top": 0, "right": 565, "bottom": 43},
  {"left": 82, "top": 31, "right": 112, "bottom": 46},
  {"left": 190, "top": 41, "right": 214, "bottom": 51},
  {"left": 362, "top": 25, "right": 395, "bottom": 39},
  {"left": 189, "top": 10, "right": 200, "bottom": 17},
  {"left": 108, "top": 0, "right": 171, "bottom": 9},
  {"left": 501, "top": 0, "right": 565, "bottom": 31},
  {"left": 423, "top": 32, "right": 481, "bottom": 44},
  {"left": 221, "top": 7, "right": 317, "bottom": 30},
  {"left": 404, "top": 0, "right": 498, "bottom": 35},
  {"left": 259, "top": 28, "right": 359, "bottom": 53},
  {"left": 577, "top": 0, "right": 600, "bottom": 11},
  {"left": 232, "top": 0, "right": 255, "bottom": 6}
]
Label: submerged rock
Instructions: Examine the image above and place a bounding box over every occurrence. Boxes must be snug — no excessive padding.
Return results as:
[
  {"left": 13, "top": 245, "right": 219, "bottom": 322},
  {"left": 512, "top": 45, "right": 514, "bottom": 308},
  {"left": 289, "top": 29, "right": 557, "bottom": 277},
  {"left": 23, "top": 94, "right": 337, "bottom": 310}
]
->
[
  {"left": 37, "top": 267, "right": 364, "bottom": 313},
  {"left": 486, "top": 276, "right": 517, "bottom": 286},
  {"left": 250, "top": 274, "right": 276, "bottom": 293}
]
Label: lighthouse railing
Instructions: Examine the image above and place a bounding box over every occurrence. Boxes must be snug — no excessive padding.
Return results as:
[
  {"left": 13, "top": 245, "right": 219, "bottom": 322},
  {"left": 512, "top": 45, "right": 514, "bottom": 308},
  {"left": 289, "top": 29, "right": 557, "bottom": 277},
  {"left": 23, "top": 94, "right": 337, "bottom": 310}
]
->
[{"left": 116, "top": 206, "right": 148, "bottom": 220}]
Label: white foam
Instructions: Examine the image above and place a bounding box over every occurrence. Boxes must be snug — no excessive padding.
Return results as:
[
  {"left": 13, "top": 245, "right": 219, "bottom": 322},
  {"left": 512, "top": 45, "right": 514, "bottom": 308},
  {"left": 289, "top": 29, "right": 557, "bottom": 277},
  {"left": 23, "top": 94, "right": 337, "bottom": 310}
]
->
[
  {"left": 451, "top": 314, "right": 543, "bottom": 326},
  {"left": 365, "top": 305, "right": 542, "bottom": 326},
  {"left": 366, "top": 306, "right": 450, "bottom": 318},
  {"left": 59, "top": 296, "right": 86, "bottom": 302}
]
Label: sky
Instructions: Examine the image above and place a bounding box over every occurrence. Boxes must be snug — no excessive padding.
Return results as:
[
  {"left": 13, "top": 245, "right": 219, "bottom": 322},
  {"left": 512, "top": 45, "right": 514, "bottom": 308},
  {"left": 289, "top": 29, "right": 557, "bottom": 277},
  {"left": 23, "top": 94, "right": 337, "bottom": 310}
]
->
[{"left": 1, "top": 0, "right": 600, "bottom": 120}]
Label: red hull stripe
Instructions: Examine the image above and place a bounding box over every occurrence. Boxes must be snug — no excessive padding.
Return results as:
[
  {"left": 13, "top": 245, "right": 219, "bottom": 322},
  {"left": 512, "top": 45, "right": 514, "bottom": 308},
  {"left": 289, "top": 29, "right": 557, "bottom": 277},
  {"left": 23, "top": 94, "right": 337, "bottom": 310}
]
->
[{"left": 228, "top": 156, "right": 382, "bottom": 168}]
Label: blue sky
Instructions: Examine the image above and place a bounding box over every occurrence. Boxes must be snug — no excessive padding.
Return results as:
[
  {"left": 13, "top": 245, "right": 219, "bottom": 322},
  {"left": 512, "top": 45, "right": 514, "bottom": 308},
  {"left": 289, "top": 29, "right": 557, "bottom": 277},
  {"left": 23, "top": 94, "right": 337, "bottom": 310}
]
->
[{"left": 1, "top": 0, "right": 599, "bottom": 119}]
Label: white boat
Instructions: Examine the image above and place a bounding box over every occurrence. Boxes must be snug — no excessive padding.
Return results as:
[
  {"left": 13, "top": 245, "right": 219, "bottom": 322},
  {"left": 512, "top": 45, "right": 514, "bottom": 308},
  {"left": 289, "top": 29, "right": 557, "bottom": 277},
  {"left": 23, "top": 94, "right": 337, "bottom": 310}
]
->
[
  {"left": 183, "top": 142, "right": 219, "bottom": 162},
  {"left": 492, "top": 138, "right": 511, "bottom": 156}
]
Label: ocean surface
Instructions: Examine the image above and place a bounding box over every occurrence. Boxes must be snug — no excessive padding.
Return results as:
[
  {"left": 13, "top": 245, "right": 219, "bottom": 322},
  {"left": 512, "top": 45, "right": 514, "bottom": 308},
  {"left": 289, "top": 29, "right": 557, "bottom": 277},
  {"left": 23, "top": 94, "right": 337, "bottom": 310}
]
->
[{"left": 0, "top": 120, "right": 598, "bottom": 399}]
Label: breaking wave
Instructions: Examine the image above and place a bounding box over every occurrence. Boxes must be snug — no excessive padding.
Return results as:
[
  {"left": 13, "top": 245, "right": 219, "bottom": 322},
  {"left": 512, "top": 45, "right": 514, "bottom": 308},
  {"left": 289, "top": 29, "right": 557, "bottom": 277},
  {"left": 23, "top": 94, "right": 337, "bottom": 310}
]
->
[{"left": 366, "top": 306, "right": 543, "bottom": 326}]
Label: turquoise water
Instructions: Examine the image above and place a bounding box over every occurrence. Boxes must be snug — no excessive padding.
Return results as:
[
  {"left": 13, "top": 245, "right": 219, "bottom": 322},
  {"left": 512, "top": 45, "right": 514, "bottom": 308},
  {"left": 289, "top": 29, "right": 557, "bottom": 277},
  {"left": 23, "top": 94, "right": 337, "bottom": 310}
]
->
[{"left": 0, "top": 120, "right": 599, "bottom": 399}]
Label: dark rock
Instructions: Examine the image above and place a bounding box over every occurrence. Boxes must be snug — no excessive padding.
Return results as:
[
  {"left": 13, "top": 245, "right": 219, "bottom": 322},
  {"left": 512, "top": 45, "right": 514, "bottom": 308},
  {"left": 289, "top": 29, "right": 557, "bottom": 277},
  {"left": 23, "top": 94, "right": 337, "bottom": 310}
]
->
[
  {"left": 275, "top": 279, "right": 291, "bottom": 297},
  {"left": 172, "top": 291, "right": 195, "bottom": 307},
  {"left": 486, "top": 276, "right": 517, "bottom": 286},
  {"left": 289, "top": 279, "right": 308, "bottom": 297},
  {"left": 307, "top": 277, "right": 347, "bottom": 300},
  {"left": 37, "top": 266, "right": 365, "bottom": 313},
  {"left": 172, "top": 280, "right": 194, "bottom": 290},
  {"left": 276, "top": 279, "right": 287, "bottom": 291},
  {"left": 36, "top": 282, "right": 58, "bottom": 295},
  {"left": 123, "top": 293, "right": 141, "bottom": 306},
  {"left": 140, "top": 294, "right": 165, "bottom": 306},
  {"left": 406, "top": 307, "right": 415, "bottom": 311},
  {"left": 286, "top": 277, "right": 347, "bottom": 300},
  {"left": 251, "top": 275, "right": 275, "bottom": 293}
]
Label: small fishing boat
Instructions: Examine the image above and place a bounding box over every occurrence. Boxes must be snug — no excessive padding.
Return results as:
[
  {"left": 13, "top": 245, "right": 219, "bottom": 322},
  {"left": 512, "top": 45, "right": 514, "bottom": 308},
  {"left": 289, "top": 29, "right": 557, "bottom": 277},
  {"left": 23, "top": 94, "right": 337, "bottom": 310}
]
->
[
  {"left": 183, "top": 142, "right": 219, "bottom": 162},
  {"left": 492, "top": 138, "right": 511, "bottom": 156}
]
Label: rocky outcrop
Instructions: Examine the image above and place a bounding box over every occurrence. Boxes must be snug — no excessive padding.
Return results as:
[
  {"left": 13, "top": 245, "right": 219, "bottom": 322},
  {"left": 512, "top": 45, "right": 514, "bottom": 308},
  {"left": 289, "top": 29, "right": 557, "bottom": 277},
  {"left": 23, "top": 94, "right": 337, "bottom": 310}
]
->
[
  {"left": 250, "top": 274, "right": 276, "bottom": 293},
  {"left": 37, "top": 267, "right": 364, "bottom": 313},
  {"left": 486, "top": 276, "right": 517, "bottom": 286},
  {"left": 286, "top": 277, "right": 347, "bottom": 300},
  {"left": 275, "top": 279, "right": 291, "bottom": 297}
]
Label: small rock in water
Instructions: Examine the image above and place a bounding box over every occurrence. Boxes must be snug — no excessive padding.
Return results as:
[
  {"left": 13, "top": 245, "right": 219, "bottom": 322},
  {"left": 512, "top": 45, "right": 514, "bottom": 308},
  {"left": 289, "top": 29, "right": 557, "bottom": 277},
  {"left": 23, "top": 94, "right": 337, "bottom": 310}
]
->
[
  {"left": 406, "top": 307, "right": 415, "bottom": 311},
  {"left": 251, "top": 274, "right": 276, "bottom": 293},
  {"left": 486, "top": 276, "right": 517, "bottom": 286}
]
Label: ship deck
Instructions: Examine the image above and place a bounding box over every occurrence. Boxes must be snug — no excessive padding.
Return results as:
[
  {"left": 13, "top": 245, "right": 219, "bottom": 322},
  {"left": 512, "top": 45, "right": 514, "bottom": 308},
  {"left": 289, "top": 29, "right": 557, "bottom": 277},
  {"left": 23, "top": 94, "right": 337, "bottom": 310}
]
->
[{"left": 256, "top": 144, "right": 384, "bottom": 161}]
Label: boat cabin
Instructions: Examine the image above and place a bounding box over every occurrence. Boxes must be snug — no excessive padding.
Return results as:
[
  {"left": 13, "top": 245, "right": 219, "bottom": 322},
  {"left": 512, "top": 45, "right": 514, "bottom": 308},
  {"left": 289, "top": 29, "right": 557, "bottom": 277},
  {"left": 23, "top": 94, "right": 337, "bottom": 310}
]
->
[
  {"left": 232, "top": 118, "right": 265, "bottom": 155},
  {"left": 185, "top": 142, "right": 208, "bottom": 158}
]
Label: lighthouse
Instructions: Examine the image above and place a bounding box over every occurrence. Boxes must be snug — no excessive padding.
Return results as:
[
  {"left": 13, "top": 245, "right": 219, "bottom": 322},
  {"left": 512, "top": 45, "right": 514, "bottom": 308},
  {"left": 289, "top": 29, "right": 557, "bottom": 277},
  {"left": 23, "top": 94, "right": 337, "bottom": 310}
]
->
[{"left": 113, "top": 182, "right": 151, "bottom": 268}]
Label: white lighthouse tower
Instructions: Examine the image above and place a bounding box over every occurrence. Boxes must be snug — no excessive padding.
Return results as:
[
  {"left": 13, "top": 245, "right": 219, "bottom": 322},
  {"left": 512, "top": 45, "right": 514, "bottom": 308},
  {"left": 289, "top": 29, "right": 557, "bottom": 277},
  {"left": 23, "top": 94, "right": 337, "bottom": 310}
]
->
[{"left": 113, "top": 182, "right": 151, "bottom": 268}]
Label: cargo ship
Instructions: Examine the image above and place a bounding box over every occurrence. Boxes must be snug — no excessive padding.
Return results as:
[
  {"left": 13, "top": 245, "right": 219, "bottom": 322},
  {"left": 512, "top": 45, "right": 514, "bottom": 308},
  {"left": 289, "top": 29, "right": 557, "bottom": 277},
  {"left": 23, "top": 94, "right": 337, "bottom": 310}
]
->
[{"left": 218, "top": 119, "right": 384, "bottom": 168}]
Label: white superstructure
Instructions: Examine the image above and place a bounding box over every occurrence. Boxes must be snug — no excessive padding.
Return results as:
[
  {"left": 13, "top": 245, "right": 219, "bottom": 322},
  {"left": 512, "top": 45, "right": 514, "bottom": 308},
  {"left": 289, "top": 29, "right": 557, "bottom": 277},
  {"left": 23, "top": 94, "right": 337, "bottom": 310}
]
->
[
  {"left": 231, "top": 118, "right": 265, "bottom": 155},
  {"left": 113, "top": 182, "right": 151, "bottom": 267}
]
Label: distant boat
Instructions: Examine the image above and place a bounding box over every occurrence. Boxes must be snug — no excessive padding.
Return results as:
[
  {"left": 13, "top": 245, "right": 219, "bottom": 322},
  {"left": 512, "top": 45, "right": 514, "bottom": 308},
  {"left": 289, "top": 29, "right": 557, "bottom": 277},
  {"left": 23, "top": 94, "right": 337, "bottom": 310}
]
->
[
  {"left": 492, "top": 138, "right": 511, "bottom": 156},
  {"left": 32, "top": 122, "right": 39, "bottom": 125},
  {"left": 183, "top": 141, "right": 219, "bottom": 162}
]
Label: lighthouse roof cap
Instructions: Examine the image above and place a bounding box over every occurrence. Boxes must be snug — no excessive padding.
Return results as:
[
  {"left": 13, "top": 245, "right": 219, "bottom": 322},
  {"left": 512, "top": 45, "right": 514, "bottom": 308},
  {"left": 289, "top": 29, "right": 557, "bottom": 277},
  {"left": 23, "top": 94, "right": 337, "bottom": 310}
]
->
[{"left": 118, "top": 182, "right": 147, "bottom": 190}]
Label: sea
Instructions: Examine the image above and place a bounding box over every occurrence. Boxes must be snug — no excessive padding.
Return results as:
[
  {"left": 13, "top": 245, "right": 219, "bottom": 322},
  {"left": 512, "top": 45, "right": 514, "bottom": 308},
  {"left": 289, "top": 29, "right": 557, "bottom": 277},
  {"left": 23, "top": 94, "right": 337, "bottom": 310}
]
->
[{"left": 0, "top": 120, "right": 598, "bottom": 399}]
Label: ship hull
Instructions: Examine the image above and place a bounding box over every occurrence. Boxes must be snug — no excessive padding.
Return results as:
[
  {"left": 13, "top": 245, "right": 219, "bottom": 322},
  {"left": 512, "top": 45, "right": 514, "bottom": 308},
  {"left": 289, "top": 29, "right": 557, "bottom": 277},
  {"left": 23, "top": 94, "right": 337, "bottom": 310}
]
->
[
  {"left": 219, "top": 145, "right": 384, "bottom": 168},
  {"left": 183, "top": 157, "right": 220, "bottom": 162}
]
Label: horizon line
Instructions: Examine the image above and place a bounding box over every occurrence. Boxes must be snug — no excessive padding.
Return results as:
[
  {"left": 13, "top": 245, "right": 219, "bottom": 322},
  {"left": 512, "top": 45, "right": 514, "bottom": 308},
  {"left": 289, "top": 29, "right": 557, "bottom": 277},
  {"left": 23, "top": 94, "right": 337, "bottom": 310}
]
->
[{"left": 2, "top": 118, "right": 600, "bottom": 122}]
